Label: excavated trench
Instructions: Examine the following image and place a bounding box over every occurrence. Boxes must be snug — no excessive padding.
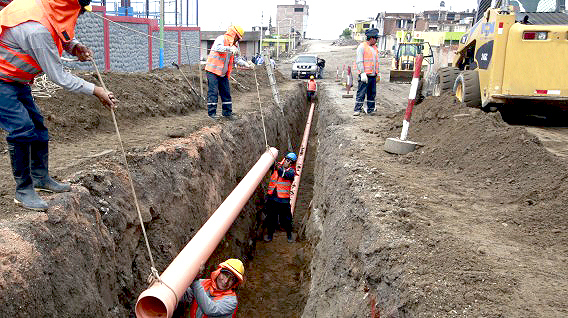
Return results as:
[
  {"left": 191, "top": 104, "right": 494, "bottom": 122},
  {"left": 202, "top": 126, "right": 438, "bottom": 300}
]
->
[{"left": 0, "top": 81, "right": 319, "bottom": 317}]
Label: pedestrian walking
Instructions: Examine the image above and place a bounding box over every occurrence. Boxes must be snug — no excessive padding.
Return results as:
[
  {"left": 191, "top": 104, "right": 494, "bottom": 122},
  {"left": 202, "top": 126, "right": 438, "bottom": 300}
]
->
[
  {"left": 205, "top": 25, "right": 252, "bottom": 120},
  {"left": 354, "top": 28, "right": 380, "bottom": 116},
  {"left": 0, "top": 0, "right": 116, "bottom": 211},
  {"left": 264, "top": 152, "right": 297, "bottom": 243}
]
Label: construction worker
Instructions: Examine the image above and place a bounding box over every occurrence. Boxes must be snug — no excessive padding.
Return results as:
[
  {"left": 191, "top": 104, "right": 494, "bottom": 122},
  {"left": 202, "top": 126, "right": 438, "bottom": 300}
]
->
[
  {"left": 354, "top": 28, "right": 380, "bottom": 116},
  {"left": 264, "top": 152, "right": 297, "bottom": 243},
  {"left": 0, "top": 0, "right": 116, "bottom": 211},
  {"left": 174, "top": 258, "right": 244, "bottom": 318},
  {"left": 205, "top": 25, "right": 252, "bottom": 120},
  {"left": 307, "top": 75, "right": 317, "bottom": 102}
]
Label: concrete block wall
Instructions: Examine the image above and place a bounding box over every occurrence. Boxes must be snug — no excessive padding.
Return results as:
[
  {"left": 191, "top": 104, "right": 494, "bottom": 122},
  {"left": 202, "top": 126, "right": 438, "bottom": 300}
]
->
[
  {"left": 109, "top": 21, "right": 149, "bottom": 72},
  {"left": 62, "top": 6, "right": 200, "bottom": 73},
  {"left": 62, "top": 10, "right": 105, "bottom": 71}
]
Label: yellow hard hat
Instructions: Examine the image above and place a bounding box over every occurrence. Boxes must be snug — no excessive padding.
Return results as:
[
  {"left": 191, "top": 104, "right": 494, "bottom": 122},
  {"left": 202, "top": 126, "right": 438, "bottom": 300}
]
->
[
  {"left": 309, "top": 75, "right": 314, "bottom": 79},
  {"left": 229, "top": 25, "right": 245, "bottom": 39},
  {"left": 219, "top": 258, "right": 244, "bottom": 283}
]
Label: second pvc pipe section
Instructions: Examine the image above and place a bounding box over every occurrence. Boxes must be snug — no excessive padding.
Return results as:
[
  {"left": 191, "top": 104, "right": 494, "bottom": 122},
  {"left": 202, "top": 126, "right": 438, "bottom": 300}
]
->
[
  {"left": 290, "top": 102, "right": 316, "bottom": 215},
  {"left": 135, "top": 147, "right": 279, "bottom": 318}
]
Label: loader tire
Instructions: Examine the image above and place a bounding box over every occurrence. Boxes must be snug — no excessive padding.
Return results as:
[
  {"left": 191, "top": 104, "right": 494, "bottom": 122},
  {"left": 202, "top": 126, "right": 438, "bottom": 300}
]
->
[
  {"left": 453, "top": 70, "right": 482, "bottom": 108},
  {"left": 433, "top": 67, "right": 460, "bottom": 96}
]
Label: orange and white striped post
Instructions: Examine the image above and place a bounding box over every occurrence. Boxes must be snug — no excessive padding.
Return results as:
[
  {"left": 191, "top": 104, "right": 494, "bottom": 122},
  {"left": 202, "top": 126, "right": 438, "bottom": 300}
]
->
[
  {"left": 400, "top": 54, "right": 423, "bottom": 140},
  {"left": 383, "top": 54, "right": 423, "bottom": 155}
]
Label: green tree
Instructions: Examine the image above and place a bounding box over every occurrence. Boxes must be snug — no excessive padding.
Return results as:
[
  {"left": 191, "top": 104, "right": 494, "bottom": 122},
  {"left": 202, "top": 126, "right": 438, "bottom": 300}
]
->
[{"left": 341, "top": 28, "right": 352, "bottom": 39}]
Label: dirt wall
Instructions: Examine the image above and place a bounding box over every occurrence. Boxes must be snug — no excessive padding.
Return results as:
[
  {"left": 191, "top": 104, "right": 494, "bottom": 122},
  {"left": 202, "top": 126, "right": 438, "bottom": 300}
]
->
[{"left": 0, "top": 79, "right": 307, "bottom": 317}]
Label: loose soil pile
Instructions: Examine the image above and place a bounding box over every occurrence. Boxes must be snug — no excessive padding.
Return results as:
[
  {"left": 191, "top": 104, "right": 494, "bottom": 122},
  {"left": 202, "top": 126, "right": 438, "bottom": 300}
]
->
[{"left": 303, "top": 71, "right": 568, "bottom": 317}]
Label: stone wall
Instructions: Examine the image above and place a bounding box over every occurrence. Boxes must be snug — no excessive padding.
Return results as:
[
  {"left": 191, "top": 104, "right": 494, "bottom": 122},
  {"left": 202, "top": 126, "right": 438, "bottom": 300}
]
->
[{"left": 62, "top": 6, "right": 200, "bottom": 73}]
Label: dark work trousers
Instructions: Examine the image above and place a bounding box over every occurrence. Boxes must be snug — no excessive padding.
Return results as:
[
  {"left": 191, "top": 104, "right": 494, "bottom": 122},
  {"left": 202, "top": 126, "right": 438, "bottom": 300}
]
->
[
  {"left": 206, "top": 71, "right": 232, "bottom": 117},
  {"left": 307, "top": 91, "right": 315, "bottom": 102},
  {"left": 354, "top": 74, "right": 377, "bottom": 113},
  {"left": 265, "top": 197, "right": 293, "bottom": 239},
  {"left": 0, "top": 81, "right": 49, "bottom": 143}
]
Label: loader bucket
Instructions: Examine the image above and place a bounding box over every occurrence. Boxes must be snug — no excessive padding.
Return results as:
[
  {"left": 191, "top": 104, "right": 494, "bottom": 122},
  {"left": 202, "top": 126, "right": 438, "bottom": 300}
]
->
[{"left": 389, "top": 70, "right": 421, "bottom": 83}]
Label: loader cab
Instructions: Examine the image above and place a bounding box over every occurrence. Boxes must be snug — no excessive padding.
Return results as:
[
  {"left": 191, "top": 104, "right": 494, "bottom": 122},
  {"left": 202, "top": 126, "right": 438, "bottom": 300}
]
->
[
  {"left": 390, "top": 42, "right": 434, "bottom": 83},
  {"left": 393, "top": 42, "right": 434, "bottom": 70}
]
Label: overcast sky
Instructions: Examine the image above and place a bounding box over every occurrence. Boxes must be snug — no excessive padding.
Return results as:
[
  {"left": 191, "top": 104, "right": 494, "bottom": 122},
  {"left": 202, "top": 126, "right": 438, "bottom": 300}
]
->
[{"left": 197, "top": 0, "right": 478, "bottom": 39}]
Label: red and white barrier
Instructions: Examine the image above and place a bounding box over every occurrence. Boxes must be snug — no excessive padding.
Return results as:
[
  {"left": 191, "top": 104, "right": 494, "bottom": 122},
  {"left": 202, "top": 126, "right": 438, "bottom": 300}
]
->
[
  {"left": 346, "top": 66, "right": 353, "bottom": 94},
  {"left": 400, "top": 54, "right": 423, "bottom": 141}
]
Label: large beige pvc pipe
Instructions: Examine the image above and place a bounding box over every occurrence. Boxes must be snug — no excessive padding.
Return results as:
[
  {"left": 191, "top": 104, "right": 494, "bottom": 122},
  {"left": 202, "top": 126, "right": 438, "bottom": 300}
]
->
[
  {"left": 135, "top": 147, "right": 279, "bottom": 318},
  {"left": 290, "top": 102, "right": 316, "bottom": 216}
]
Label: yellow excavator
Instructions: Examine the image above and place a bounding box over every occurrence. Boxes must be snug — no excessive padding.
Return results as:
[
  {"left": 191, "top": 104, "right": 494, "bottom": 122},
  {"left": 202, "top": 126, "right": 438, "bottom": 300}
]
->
[
  {"left": 432, "top": 0, "right": 568, "bottom": 112},
  {"left": 389, "top": 41, "right": 434, "bottom": 83}
]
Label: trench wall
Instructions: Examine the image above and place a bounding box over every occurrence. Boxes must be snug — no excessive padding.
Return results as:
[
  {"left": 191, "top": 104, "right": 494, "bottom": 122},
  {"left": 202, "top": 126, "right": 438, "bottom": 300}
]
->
[
  {"left": 0, "top": 84, "right": 306, "bottom": 317},
  {"left": 301, "top": 87, "right": 405, "bottom": 317}
]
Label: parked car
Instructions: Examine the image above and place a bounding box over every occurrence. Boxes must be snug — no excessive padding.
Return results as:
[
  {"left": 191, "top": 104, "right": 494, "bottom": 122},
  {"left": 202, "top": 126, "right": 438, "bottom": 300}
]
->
[{"left": 292, "top": 54, "right": 324, "bottom": 79}]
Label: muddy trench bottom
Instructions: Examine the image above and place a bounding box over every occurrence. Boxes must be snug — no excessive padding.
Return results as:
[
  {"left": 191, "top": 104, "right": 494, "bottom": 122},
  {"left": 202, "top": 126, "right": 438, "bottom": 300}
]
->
[{"left": 236, "top": 102, "right": 318, "bottom": 318}]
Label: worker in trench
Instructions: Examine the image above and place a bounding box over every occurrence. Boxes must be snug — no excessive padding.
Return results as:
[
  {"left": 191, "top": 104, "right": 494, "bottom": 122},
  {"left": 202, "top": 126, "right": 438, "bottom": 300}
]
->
[
  {"left": 0, "top": 0, "right": 117, "bottom": 211},
  {"left": 204, "top": 25, "right": 254, "bottom": 120},
  {"left": 353, "top": 28, "right": 380, "bottom": 116},
  {"left": 173, "top": 258, "right": 244, "bottom": 318},
  {"left": 307, "top": 75, "right": 317, "bottom": 102},
  {"left": 264, "top": 152, "right": 297, "bottom": 243}
]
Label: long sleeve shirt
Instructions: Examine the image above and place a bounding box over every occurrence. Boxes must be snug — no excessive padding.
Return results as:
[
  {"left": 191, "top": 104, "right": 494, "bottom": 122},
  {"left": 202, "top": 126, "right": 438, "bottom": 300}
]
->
[
  {"left": 175, "top": 280, "right": 237, "bottom": 318},
  {"left": 0, "top": 21, "right": 95, "bottom": 94}
]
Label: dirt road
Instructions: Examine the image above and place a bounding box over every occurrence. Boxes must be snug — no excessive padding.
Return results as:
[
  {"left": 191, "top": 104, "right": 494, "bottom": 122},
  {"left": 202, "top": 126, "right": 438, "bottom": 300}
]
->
[{"left": 299, "top": 40, "right": 568, "bottom": 317}]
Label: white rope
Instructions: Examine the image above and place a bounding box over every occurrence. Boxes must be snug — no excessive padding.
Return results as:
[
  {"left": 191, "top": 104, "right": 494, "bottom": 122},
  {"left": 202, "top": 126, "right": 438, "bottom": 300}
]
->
[{"left": 252, "top": 67, "right": 269, "bottom": 151}]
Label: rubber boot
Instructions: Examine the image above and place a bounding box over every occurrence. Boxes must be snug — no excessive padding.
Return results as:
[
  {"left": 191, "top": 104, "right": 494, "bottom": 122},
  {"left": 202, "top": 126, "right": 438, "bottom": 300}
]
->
[
  {"left": 7, "top": 142, "right": 48, "bottom": 211},
  {"left": 30, "top": 141, "right": 71, "bottom": 193}
]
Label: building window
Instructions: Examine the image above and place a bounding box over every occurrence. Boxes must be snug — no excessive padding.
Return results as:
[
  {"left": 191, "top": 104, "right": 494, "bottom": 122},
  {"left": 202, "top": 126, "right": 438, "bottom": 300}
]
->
[{"left": 294, "top": 7, "right": 303, "bottom": 12}]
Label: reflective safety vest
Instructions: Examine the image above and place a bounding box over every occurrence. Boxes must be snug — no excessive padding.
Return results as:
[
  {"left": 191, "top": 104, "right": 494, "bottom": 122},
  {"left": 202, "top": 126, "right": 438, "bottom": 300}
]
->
[
  {"left": 189, "top": 274, "right": 237, "bottom": 318},
  {"left": 267, "top": 166, "right": 293, "bottom": 199},
  {"left": 307, "top": 79, "right": 317, "bottom": 92},
  {"left": 361, "top": 41, "right": 379, "bottom": 75},
  {"left": 205, "top": 35, "right": 235, "bottom": 78},
  {"left": 0, "top": 0, "right": 80, "bottom": 83}
]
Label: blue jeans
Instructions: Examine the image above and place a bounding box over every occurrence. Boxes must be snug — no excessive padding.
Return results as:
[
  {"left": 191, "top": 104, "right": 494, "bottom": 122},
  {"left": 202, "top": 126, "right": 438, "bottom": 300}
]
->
[
  {"left": 354, "top": 74, "right": 377, "bottom": 113},
  {"left": 206, "top": 71, "right": 232, "bottom": 117},
  {"left": 0, "top": 81, "right": 49, "bottom": 143}
]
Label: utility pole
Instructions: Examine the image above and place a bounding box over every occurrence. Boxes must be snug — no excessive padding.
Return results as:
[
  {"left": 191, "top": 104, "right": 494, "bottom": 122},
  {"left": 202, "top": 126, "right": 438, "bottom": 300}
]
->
[
  {"left": 276, "top": 20, "right": 279, "bottom": 61},
  {"left": 159, "top": 0, "right": 164, "bottom": 68},
  {"left": 260, "top": 11, "right": 263, "bottom": 55}
]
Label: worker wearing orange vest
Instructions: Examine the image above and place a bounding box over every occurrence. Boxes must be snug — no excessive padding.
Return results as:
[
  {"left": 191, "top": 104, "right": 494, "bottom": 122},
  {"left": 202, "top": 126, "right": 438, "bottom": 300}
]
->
[
  {"left": 306, "top": 75, "right": 317, "bottom": 102},
  {"left": 175, "top": 258, "right": 244, "bottom": 318},
  {"left": 205, "top": 25, "right": 252, "bottom": 120},
  {"left": 264, "top": 152, "right": 297, "bottom": 243},
  {"left": 354, "top": 28, "right": 380, "bottom": 116},
  {"left": 0, "top": 0, "right": 116, "bottom": 211}
]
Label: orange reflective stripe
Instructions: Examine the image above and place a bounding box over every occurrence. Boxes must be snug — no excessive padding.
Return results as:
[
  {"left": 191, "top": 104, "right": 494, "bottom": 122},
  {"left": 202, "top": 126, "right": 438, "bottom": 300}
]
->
[
  {"left": 266, "top": 169, "right": 292, "bottom": 199},
  {"left": 0, "top": 42, "right": 42, "bottom": 72},
  {"left": 0, "top": 0, "right": 73, "bottom": 82}
]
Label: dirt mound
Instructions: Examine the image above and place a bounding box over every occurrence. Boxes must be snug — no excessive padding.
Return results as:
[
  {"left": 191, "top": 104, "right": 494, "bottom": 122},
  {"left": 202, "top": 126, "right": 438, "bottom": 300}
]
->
[
  {"left": 331, "top": 37, "right": 359, "bottom": 46},
  {"left": 402, "top": 94, "right": 568, "bottom": 243}
]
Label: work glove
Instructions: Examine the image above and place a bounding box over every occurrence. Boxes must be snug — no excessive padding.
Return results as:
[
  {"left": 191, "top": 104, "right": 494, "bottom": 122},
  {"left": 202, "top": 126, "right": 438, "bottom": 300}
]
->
[
  {"left": 229, "top": 46, "right": 239, "bottom": 55},
  {"left": 360, "top": 73, "right": 368, "bottom": 83}
]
